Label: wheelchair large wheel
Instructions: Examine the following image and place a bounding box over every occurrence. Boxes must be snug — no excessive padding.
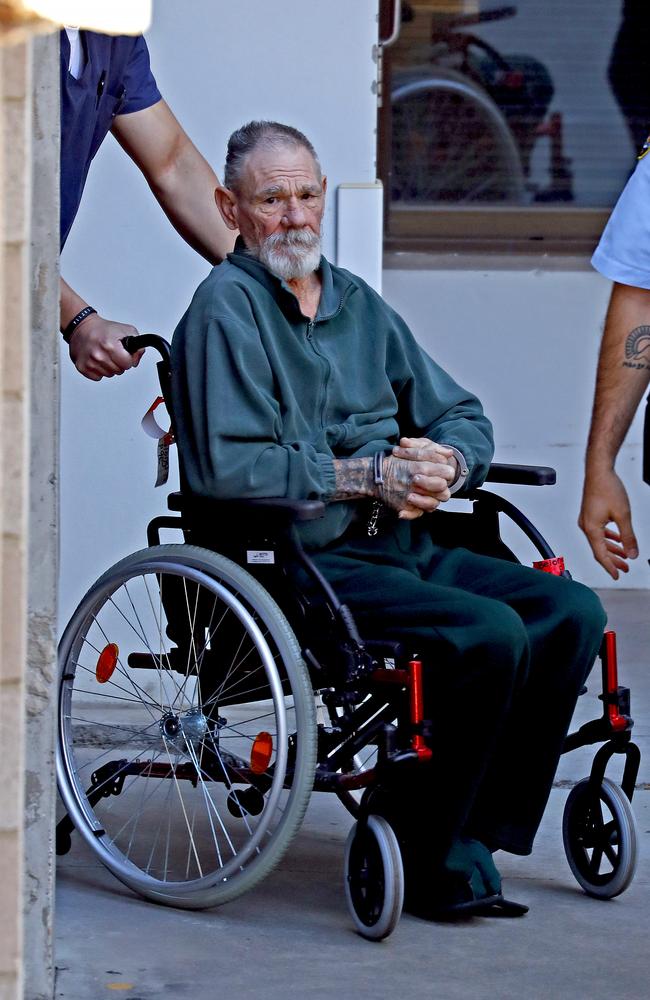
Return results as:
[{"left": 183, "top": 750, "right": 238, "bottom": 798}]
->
[
  {"left": 391, "top": 69, "right": 526, "bottom": 205},
  {"left": 562, "top": 777, "right": 638, "bottom": 899},
  {"left": 344, "top": 815, "right": 404, "bottom": 941},
  {"left": 57, "top": 544, "right": 317, "bottom": 909}
]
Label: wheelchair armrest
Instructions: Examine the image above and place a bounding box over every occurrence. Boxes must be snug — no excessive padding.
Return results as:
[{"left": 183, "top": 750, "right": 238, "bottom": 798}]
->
[
  {"left": 167, "top": 491, "right": 326, "bottom": 523},
  {"left": 484, "top": 463, "right": 556, "bottom": 486}
]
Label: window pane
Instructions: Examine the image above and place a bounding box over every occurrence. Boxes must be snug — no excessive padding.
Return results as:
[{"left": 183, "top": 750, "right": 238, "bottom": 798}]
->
[{"left": 386, "top": 1, "right": 648, "bottom": 219}]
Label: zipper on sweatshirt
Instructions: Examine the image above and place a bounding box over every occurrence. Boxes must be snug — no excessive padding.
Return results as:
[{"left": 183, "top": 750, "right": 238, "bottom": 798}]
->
[{"left": 305, "top": 319, "right": 331, "bottom": 427}]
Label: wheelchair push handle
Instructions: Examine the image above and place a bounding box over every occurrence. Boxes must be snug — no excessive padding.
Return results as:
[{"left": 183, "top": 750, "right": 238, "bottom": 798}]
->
[{"left": 121, "top": 334, "right": 171, "bottom": 364}]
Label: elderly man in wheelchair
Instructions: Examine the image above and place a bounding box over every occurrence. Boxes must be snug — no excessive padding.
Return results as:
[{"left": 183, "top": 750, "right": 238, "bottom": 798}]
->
[
  {"left": 170, "top": 121, "right": 606, "bottom": 917},
  {"left": 57, "top": 119, "right": 640, "bottom": 942}
]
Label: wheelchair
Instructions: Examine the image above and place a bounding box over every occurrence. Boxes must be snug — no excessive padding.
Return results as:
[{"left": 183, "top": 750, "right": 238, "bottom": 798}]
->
[
  {"left": 56, "top": 335, "right": 640, "bottom": 941},
  {"left": 391, "top": 3, "right": 573, "bottom": 205}
]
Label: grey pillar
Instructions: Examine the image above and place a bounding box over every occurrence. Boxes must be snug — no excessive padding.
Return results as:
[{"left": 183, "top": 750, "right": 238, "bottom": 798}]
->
[{"left": 24, "top": 29, "right": 59, "bottom": 1000}]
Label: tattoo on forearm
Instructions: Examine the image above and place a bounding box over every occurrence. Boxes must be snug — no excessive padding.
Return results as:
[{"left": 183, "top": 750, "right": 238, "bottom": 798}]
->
[
  {"left": 331, "top": 454, "right": 446, "bottom": 513},
  {"left": 378, "top": 456, "right": 413, "bottom": 509},
  {"left": 331, "top": 455, "right": 416, "bottom": 510},
  {"left": 623, "top": 325, "right": 650, "bottom": 371},
  {"left": 332, "top": 457, "right": 374, "bottom": 501}
]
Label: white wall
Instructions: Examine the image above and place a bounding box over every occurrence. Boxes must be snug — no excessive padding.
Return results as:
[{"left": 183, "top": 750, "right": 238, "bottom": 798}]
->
[
  {"left": 384, "top": 262, "right": 649, "bottom": 590},
  {"left": 59, "top": 0, "right": 380, "bottom": 624}
]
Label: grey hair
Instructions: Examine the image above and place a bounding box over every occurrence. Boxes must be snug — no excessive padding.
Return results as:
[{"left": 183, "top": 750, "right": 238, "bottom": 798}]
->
[{"left": 224, "top": 121, "right": 321, "bottom": 191}]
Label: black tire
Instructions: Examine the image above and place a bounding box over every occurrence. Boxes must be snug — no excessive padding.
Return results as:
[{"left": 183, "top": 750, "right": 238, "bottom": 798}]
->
[
  {"left": 562, "top": 777, "right": 638, "bottom": 899},
  {"left": 344, "top": 814, "right": 404, "bottom": 940},
  {"left": 57, "top": 544, "right": 317, "bottom": 909}
]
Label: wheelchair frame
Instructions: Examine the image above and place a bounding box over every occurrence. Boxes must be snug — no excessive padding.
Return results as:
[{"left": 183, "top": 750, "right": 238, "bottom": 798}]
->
[{"left": 56, "top": 334, "right": 641, "bottom": 940}]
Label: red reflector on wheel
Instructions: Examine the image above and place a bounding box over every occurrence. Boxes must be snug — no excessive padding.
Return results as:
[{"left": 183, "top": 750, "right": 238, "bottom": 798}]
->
[
  {"left": 96, "top": 643, "right": 119, "bottom": 684},
  {"left": 250, "top": 732, "right": 273, "bottom": 774}
]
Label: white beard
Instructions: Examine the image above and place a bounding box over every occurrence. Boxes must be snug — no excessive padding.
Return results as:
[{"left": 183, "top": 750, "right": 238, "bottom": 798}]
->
[{"left": 253, "top": 229, "right": 322, "bottom": 280}]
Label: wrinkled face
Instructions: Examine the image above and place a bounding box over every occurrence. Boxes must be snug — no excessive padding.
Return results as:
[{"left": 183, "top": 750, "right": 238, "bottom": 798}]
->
[{"left": 229, "top": 143, "right": 326, "bottom": 280}]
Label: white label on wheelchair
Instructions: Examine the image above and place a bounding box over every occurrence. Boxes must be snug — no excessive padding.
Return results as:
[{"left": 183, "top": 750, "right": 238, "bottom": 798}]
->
[{"left": 247, "top": 550, "right": 275, "bottom": 565}]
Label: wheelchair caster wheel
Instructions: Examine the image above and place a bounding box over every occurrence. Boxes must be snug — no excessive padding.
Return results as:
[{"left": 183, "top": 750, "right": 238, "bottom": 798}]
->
[
  {"left": 563, "top": 777, "right": 638, "bottom": 899},
  {"left": 227, "top": 787, "right": 265, "bottom": 818},
  {"left": 344, "top": 814, "right": 404, "bottom": 941}
]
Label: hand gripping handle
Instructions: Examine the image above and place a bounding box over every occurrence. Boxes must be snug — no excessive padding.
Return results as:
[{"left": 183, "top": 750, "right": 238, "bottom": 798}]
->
[{"left": 121, "top": 334, "right": 171, "bottom": 364}]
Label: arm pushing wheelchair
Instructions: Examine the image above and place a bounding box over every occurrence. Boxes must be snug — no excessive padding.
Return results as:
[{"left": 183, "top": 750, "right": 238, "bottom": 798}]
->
[{"left": 56, "top": 335, "right": 639, "bottom": 941}]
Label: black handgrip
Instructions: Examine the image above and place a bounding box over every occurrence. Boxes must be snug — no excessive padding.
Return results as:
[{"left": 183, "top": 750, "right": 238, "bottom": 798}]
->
[
  {"left": 485, "top": 463, "right": 556, "bottom": 486},
  {"left": 121, "top": 334, "right": 171, "bottom": 364}
]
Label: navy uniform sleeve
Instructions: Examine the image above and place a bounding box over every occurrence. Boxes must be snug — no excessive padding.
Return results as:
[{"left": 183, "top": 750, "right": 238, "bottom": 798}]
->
[
  {"left": 116, "top": 36, "right": 162, "bottom": 116},
  {"left": 592, "top": 154, "right": 650, "bottom": 290}
]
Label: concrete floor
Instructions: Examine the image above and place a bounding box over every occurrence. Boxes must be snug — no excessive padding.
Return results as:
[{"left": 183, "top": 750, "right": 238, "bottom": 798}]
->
[{"left": 55, "top": 589, "right": 650, "bottom": 1000}]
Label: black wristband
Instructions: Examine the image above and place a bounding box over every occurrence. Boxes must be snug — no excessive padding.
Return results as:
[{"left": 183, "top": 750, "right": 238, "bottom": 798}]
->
[{"left": 62, "top": 306, "right": 97, "bottom": 343}]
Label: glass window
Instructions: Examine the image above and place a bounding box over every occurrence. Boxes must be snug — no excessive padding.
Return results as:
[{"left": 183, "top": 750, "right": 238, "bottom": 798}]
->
[{"left": 380, "top": 1, "right": 650, "bottom": 249}]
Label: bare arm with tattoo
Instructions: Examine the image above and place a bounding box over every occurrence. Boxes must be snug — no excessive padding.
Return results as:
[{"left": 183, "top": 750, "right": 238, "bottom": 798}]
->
[
  {"left": 579, "top": 282, "right": 650, "bottom": 578},
  {"left": 332, "top": 443, "right": 457, "bottom": 521}
]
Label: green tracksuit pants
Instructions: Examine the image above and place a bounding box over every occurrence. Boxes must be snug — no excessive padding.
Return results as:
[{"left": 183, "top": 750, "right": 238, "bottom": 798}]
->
[{"left": 310, "top": 517, "right": 606, "bottom": 864}]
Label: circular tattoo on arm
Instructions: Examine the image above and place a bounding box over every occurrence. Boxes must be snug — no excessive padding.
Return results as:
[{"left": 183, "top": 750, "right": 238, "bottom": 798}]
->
[{"left": 624, "top": 325, "right": 650, "bottom": 366}]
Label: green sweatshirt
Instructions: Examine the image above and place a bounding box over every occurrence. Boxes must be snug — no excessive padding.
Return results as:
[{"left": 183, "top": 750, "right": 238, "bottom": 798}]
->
[{"left": 171, "top": 241, "right": 494, "bottom": 549}]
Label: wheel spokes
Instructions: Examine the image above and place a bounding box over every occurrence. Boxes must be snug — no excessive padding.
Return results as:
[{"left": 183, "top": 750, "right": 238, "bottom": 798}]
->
[{"left": 65, "top": 566, "right": 296, "bottom": 883}]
